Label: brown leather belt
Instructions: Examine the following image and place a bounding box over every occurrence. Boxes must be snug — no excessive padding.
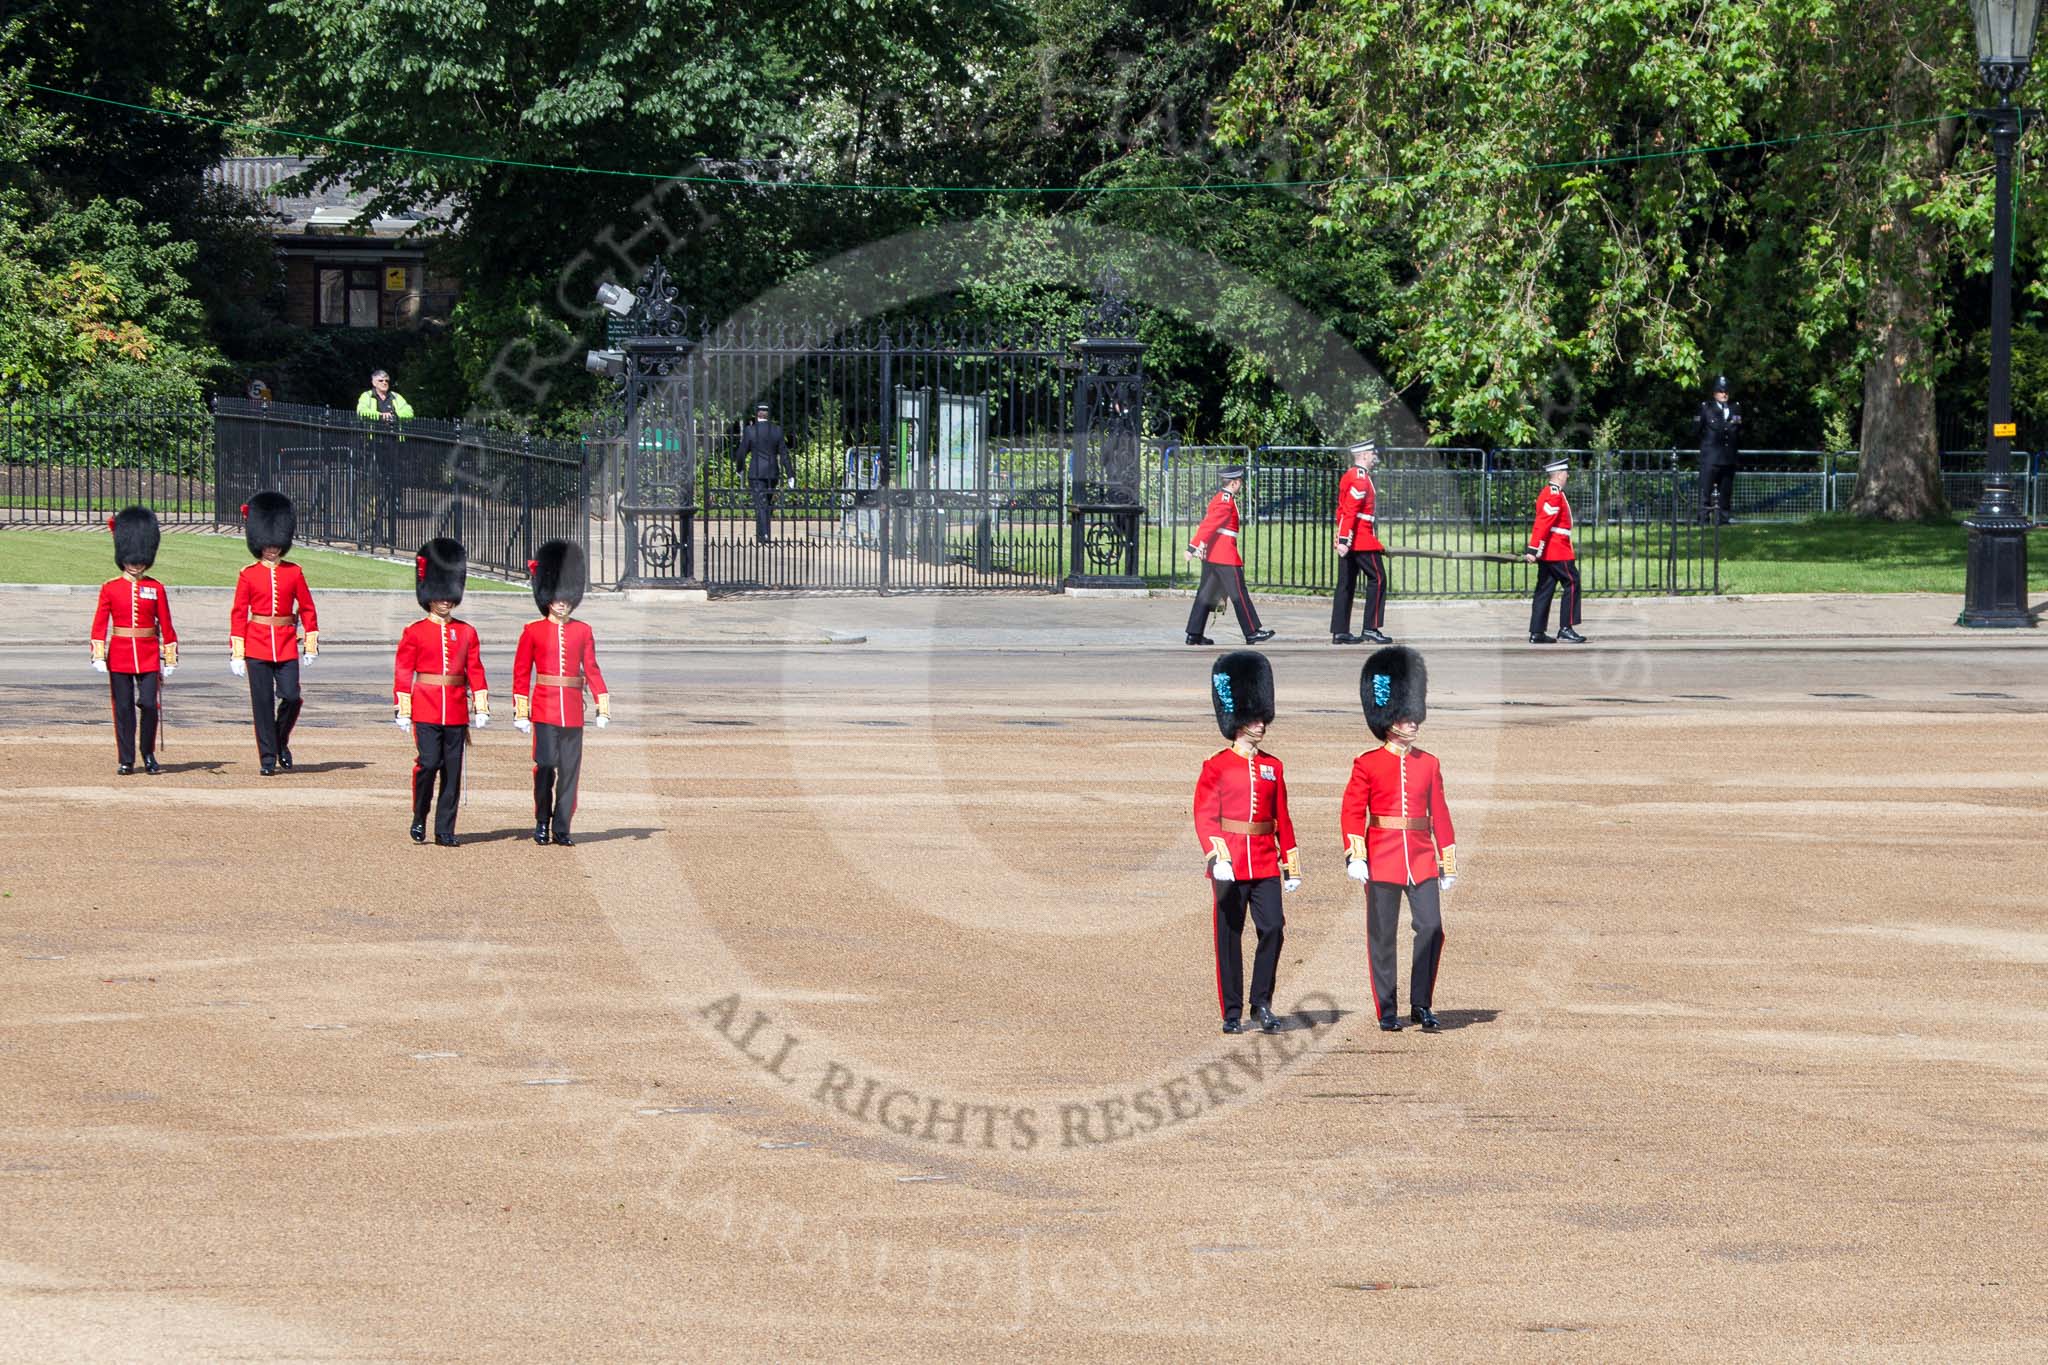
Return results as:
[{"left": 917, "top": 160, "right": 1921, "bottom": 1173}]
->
[
  {"left": 414, "top": 673, "right": 465, "bottom": 686},
  {"left": 535, "top": 673, "right": 584, "bottom": 688},
  {"left": 1221, "top": 819, "right": 1275, "bottom": 835},
  {"left": 110, "top": 626, "right": 158, "bottom": 639},
  {"left": 1368, "top": 814, "right": 1431, "bottom": 831},
  {"left": 247, "top": 613, "right": 295, "bottom": 627}
]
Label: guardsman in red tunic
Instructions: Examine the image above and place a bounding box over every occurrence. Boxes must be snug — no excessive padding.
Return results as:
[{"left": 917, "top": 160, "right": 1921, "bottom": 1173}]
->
[
  {"left": 394, "top": 538, "right": 489, "bottom": 846},
  {"left": 1525, "top": 457, "right": 1587, "bottom": 644},
  {"left": 230, "top": 492, "right": 319, "bottom": 775},
  {"left": 513, "top": 540, "right": 611, "bottom": 847},
  {"left": 1331, "top": 439, "right": 1392, "bottom": 645},
  {"left": 90, "top": 506, "right": 178, "bottom": 775},
  {"left": 1341, "top": 646, "right": 1456, "bottom": 1032},
  {"left": 1192, "top": 650, "right": 1300, "bottom": 1034},
  {"left": 1183, "top": 465, "right": 1274, "bottom": 646}
]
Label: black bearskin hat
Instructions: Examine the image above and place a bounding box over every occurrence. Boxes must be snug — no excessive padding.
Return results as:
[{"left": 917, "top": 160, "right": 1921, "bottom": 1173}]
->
[
  {"left": 416, "top": 537, "right": 468, "bottom": 610},
  {"left": 1210, "top": 650, "right": 1275, "bottom": 741},
  {"left": 1362, "top": 645, "right": 1427, "bottom": 741},
  {"left": 110, "top": 506, "right": 160, "bottom": 571},
  {"left": 529, "top": 539, "right": 586, "bottom": 615},
  {"left": 243, "top": 490, "right": 295, "bottom": 558}
]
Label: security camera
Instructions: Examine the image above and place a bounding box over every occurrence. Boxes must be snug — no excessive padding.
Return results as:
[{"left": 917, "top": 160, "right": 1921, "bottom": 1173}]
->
[
  {"left": 584, "top": 349, "right": 625, "bottom": 376},
  {"left": 595, "top": 282, "right": 634, "bottom": 318}
]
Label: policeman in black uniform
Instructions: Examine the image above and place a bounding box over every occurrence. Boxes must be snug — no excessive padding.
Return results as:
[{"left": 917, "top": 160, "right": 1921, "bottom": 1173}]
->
[
  {"left": 1693, "top": 375, "right": 1741, "bottom": 524},
  {"left": 737, "top": 402, "right": 795, "bottom": 543}
]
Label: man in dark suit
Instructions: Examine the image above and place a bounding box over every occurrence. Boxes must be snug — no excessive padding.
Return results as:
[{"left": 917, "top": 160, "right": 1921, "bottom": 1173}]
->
[
  {"left": 1692, "top": 375, "right": 1741, "bottom": 524},
  {"left": 737, "top": 402, "right": 795, "bottom": 543}
]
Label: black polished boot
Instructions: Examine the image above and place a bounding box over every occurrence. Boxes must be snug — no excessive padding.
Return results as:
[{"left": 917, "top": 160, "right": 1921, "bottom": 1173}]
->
[
  {"left": 1529, "top": 633, "right": 1555, "bottom": 645},
  {"left": 1246, "top": 628, "right": 1275, "bottom": 644},
  {"left": 1411, "top": 1008, "right": 1442, "bottom": 1032},
  {"left": 116, "top": 762, "right": 135, "bottom": 776},
  {"left": 1254, "top": 1005, "right": 1282, "bottom": 1033},
  {"left": 260, "top": 756, "right": 277, "bottom": 776},
  {"left": 552, "top": 829, "right": 575, "bottom": 847},
  {"left": 1378, "top": 1016, "right": 1405, "bottom": 1032},
  {"left": 1332, "top": 633, "right": 1362, "bottom": 645},
  {"left": 1184, "top": 633, "right": 1214, "bottom": 646},
  {"left": 1221, "top": 1018, "right": 1245, "bottom": 1035},
  {"left": 277, "top": 748, "right": 294, "bottom": 771},
  {"left": 533, "top": 820, "right": 551, "bottom": 846},
  {"left": 1360, "top": 628, "right": 1393, "bottom": 644},
  {"left": 1558, "top": 627, "right": 1588, "bottom": 644},
  {"left": 410, "top": 821, "right": 427, "bottom": 844},
  {"left": 435, "top": 834, "right": 460, "bottom": 848},
  {"left": 141, "top": 755, "right": 161, "bottom": 775}
]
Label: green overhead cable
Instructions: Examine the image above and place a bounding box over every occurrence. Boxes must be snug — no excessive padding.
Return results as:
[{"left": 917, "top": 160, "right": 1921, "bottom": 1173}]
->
[{"left": 27, "top": 81, "right": 1962, "bottom": 196}]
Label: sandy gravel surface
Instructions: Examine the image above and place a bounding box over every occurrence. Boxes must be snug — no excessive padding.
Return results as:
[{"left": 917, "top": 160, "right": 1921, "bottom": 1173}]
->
[{"left": 3, "top": 623, "right": 2045, "bottom": 1360}]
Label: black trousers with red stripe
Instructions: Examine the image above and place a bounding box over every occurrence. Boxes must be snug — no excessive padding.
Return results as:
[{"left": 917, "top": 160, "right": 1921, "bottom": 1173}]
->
[
  {"left": 1187, "top": 561, "right": 1263, "bottom": 639},
  {"left": 411, "top": 722, "right": 466, "bottom": 839},
  {"left": 246, "top": 657, "right": 302, "bottom": 762},
  {"left": 1365, "top": 878, "right": 1443, "bottom": 1022},
  {"left": 1332, "top": 549, "right": 1387, "bottom": 634},
  {"left": 1212, "top": 875, "right": 1284, "bottom": 1023},
  {"left": 108, "top": 670, "right": 160, "bottom": 766},
  {"left": 1529, "top": 558, "right": 1582, "bottom": 634},
  {"left": 532, "top": 722, "right": 584, "bottom": 835}
]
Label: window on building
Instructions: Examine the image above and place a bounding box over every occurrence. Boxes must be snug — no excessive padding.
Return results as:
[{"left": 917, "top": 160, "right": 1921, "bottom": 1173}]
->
[{"left": 316, "top": 266, "right": 381, "bottom": 328}]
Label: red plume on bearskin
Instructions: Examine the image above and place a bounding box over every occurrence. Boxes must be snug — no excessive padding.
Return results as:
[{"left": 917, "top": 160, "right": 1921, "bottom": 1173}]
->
[
  {"left": 415, "top": 538, "right": 467, "bottom": 609},
  {"left": 529, "top": 540, "right": 586, "bottom": 616}
]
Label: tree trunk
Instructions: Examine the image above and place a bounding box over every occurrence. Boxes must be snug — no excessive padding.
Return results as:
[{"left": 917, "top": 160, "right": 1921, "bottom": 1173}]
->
[{"left": 1850, "top": 60, "right": 1956, "bottom": 521}]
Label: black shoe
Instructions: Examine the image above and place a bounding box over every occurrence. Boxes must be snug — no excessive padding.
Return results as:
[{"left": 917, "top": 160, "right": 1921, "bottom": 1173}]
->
[
  {"left": 260, "top": 757, "right": 277, "bottom": 777},
  {"left": 552, "top": 831, "right": 575, "bottom": 847},
  {"left": 410, "top": 821, "right": 427, "bottom": 844},
  {"left": 435, "top": 834, "right": 460, "bottom": 848},
  {"left": 1411, "top": 1008, "right": 1442, "bottom": 1032},
  {"left": 278, "top": 749, "right": 293, "bottom": 771},
  {"left": 1558, "top": 627, "right": 1588, "bottom": 644},
  {"left": 1529, "top": 633, "right": 1555, "bottom": 645},
  {"left": 141, "top": 755, "right": 161, "bottom": 775},
  {"left": 534, "top": 822, "right": 551, "bottom": 846},
  {"left": 1184, "top": 634, "right": 1215, "bottom": 646},
  {"left": 1378, "top": 1017, "right": 1405, "bottom": 1032},
  {"left": 1246, "top": 629, "right": 1275, "bottom": 645},
  {"left": 1254, "top": 1005, "right": 1282, "bottom": 1033},
  {"left": 1332, "top": 633, "right": 1362, "bottom": 645},
  {"left": 116, "top": 763, "right": 134, "bottom": 776},
  {"left": 1221, "top": 1019, "right": 1245, "bottom": 1035},
  {"left": 1360, "top": 628, "right": 1393, "bottom": 644}
]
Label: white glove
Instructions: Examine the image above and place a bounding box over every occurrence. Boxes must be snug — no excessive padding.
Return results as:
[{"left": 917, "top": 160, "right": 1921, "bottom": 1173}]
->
[
  {"left": 92, "top": 659, "right": 107, "bottom": 673},
  {"left": 162, "top": 665, "right": 176, "bottom": 678},
  {"left": 299, "top": 651, "right": 314, "bottom": 668},
  {"left": 785, "top": 477, "right": 795, "bottom": 489},
  {"left": 1438, "top": 874, "right": 1458, "bottom": 892},
  {"left": 1211, "top": 860, "right": 1235, "bottom": 882},
  {"left": 513, "top": 716, "right": 532, "bottom": 734},
  {"left": 594, "top": 713, "right": 610, "bottom": 729},
  {"left": 394, "top": 713, "right": 411, "bottom": 730},
  {"left": 472, "top": 711, "right": 490, "bottom": 729},
  {"left": 230, "top": 658, "right": 246, "bottom": 678},
  {"left": 1282, "top": 876, "right": 1302, "bottom": 893},
  {"left": 1346, "top": 859, "right": 1372, "bottom": 884}
]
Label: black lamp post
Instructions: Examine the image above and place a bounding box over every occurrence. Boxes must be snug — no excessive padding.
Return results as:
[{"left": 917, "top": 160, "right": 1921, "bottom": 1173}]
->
[{"left": 1961, "top": 0, "right": 2044, "bottom": 627}]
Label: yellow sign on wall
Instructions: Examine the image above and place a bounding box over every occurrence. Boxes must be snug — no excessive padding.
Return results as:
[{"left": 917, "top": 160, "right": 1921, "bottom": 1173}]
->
[
  {"left": 384, "top": 266, "right": 410, "bottom": 292},
  {"left": 1994, "top": 421, "right": 2018, "bottom": 438}
]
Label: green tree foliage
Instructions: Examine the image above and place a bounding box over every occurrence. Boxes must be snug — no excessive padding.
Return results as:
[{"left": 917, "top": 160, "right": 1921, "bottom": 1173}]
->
[{"left": 0, "top": 45, "right": 218, "bottom": 408}]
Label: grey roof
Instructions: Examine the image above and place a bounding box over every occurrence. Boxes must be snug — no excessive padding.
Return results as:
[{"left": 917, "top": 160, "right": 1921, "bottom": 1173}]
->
[{"left": 209, "top": 156, "right": 451, "bottom": 236}]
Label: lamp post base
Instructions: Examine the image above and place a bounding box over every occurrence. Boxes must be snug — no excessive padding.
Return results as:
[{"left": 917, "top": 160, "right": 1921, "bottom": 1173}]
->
[{"left": 1957, "top": 485, "right": 2035, "bottom": 628}]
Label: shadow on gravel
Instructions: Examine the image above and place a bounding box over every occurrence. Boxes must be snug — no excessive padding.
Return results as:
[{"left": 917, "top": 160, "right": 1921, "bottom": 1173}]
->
[
  {"left": 458, "top": 825, "right": 664, "bottom": 846},
  {"left": 283, "top": 761, "right": 370, "bottom": 774},
  {"left": 1432, "top": 1008, "right": 1501, "bottom": 1031}
]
